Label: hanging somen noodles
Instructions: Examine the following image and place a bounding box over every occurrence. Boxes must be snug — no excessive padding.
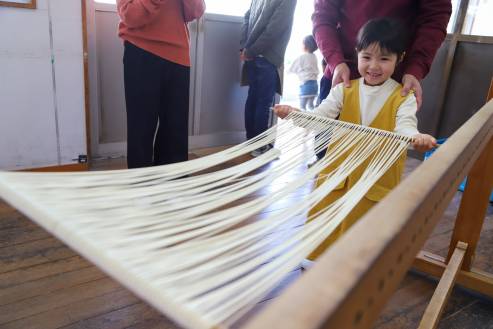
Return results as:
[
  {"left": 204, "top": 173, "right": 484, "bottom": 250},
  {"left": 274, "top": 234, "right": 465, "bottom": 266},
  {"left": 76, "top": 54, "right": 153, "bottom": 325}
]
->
[{"left": 0, "top": 111, "right": 411, "bottom": 329}]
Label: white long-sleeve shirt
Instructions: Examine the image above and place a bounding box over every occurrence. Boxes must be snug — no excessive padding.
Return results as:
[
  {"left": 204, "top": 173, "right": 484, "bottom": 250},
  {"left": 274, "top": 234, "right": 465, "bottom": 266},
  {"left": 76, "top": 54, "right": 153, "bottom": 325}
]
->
[
  {"left": 312, "top": 78, "right": 419, "bottom": 137},
  {"left": 288, "top": 53, "right": 319, "bottom": 83}
]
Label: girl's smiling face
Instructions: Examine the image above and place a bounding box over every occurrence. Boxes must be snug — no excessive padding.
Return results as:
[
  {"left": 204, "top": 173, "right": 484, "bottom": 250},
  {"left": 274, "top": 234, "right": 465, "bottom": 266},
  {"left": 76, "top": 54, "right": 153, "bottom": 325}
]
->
[{"left": 357, "top": 43, "right": 399, "bottom": 86}]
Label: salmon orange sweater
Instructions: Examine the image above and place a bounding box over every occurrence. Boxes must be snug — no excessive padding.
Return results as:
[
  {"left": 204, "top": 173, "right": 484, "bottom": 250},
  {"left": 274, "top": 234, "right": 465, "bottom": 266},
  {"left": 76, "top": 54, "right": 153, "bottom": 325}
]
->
[{"left": 117, "top": 0, "right": 205, "bottom": 67}]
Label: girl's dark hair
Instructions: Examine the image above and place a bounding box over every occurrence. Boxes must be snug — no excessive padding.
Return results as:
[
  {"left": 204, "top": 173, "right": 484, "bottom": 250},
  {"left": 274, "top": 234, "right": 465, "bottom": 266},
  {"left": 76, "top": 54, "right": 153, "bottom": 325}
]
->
[
  {"left": 303, "top": 35, "right": 318, "bottom": 53},
  {"left": 356, "top": 17, "right": 408, "bottom": 56}
]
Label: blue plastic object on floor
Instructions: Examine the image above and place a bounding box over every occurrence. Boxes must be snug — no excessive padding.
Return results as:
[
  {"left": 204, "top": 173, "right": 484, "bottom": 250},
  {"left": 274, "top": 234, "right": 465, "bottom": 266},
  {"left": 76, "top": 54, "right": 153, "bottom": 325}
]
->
[{"left": 424, "top": 138, "right": 493, "bottom": 202}]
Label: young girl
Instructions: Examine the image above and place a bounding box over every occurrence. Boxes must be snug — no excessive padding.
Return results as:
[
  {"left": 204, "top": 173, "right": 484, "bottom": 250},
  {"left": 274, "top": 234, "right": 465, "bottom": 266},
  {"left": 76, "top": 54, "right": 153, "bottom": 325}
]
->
[
  {"left": 275, "top": 18, "right": 437, "bottom": 262},
  {"left": 288, "top": 35, "right": 320, "bottom": 110}
]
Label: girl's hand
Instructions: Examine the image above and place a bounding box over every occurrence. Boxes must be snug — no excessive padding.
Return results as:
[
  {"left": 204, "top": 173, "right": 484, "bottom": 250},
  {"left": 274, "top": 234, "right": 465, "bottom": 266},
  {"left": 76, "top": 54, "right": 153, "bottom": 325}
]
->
[
  {"left": 412, "top": 133, "right": 437, "bottom": 152},
  {"left": 273, "top": 104, "right": 299, "bottom": 119}
]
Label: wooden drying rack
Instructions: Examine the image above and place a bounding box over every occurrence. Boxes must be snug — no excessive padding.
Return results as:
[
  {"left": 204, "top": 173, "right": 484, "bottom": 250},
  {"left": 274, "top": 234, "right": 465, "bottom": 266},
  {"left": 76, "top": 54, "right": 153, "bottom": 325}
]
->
[{"left": 244, "top": 79, "right": 493, "bottom": 329}]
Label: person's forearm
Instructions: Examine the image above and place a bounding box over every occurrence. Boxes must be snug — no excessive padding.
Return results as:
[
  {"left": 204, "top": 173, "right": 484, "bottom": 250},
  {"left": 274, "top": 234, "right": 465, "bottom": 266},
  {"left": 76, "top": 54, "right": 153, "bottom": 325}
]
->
[
  {"left": 288, "top": 58, "right": 300, "bottom": 74},
  {"left": 403, "top": 0, "right": 452, "bottom": 80},
  {"left": 312, "top": 0, "right": 344, "bottom": 76},
  {"left": 395, "top": 96, "right": 419, "bottom": 136},
  {"left": 244, "top": 0, "right": 297, "bottom": 58},
  {"left": 314, "top": 28, "right": 344, "bottom": 76},
  {"left": 182, "top": 0, "right": 205, "bottom": 22},
  {"left": 240, "top": 10, "right": 250, "bottom": 49},
  {"left": 312, "top": 85, "right": 343, "bottom": 118},
  {"left": 312, "top": 102, "right": 340, "bottom": 119},
  {"left": 117, "top": 0, "right": 166, "bottom": 28}
]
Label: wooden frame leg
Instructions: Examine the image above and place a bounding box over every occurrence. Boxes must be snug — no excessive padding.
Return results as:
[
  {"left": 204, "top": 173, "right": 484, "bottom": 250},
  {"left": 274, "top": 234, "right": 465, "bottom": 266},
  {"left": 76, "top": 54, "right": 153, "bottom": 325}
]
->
[
  {"left": 418, "top": 242, "right": 467, "bottom": 329},
  {"left": 447, "top": 135, "right": 493, "bottom": 270}
]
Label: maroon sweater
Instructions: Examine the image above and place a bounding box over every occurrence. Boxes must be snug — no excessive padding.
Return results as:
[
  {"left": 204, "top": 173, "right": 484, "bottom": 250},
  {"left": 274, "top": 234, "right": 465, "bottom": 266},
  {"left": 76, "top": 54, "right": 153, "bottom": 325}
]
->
[{"left": 312, "top": 0, "right": 452, "bottom": 80}]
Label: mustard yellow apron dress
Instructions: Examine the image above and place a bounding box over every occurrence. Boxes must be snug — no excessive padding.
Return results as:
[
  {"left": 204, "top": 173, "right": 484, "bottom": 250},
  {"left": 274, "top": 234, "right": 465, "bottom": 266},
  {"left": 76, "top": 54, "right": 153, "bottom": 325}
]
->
[{"left": 307, "top": 79, "right": 411, "bottom": 260}]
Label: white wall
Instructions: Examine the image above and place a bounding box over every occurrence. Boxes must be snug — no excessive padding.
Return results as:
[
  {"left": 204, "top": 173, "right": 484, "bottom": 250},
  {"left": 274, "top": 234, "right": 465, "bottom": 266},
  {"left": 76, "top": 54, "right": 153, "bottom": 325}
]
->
[
  {"left": 0, "top": 0, "right": 86, "bottom": 170},
  {"left": 88, "top": 6, "right": 248, "bottom": 157}
]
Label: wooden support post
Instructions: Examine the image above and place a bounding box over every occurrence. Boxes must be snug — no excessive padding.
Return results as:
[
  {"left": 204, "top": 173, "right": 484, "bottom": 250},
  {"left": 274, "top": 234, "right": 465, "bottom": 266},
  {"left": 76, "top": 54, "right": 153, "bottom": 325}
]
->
[
  {"left": 81, "top": 0, "right": 92, "bottom": 162},
  {"left": 447, "top": 107, "right": 493, "bottom": 270},
  {"left": 418, "top": 242, "right": 467, "bottom": 329},
  {"left": 488, "top": 77, "right": 493, "bottom": 102}
]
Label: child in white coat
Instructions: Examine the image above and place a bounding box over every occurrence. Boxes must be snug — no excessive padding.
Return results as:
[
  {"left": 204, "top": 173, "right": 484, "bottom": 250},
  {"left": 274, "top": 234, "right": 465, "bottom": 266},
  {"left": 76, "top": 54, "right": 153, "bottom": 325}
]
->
[{"left": 289, "top": 35, "right": 320, "bottom": 110}]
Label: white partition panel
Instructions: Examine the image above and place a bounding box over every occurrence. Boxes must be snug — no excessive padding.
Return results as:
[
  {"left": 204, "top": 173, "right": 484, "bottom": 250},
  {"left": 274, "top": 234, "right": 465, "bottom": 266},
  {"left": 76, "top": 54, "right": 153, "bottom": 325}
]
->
[
  {"left": 0, "top": 0, "right": 87, "bottom": 170},
  {"left": 89, "top": 6, "right": 248, "bottom": 157},
  {"left": 95, "top": 8, "right": 125, "bottom": 145},
  {"left": 50, "top": 0, "right": 87, "bottom": 164},
  {"left": 0, "top": 4, "right": 58, "bottom": 169},
  {"left": 189, "top": 13, "right": 247, "bottom": 149}
]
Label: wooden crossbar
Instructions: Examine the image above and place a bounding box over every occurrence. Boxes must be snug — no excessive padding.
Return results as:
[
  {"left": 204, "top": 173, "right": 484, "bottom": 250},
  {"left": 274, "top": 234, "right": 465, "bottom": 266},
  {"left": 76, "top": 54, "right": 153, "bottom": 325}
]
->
[{"left": 413, "top": 251, "right": 493, "bottom": 299}]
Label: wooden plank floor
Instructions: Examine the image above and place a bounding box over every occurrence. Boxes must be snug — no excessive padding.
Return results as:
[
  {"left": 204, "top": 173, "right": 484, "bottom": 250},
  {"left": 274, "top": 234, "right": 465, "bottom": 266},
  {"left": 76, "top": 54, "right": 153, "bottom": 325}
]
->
[{"left": 1, "top": 147, "right": 492, "bottom": 329}]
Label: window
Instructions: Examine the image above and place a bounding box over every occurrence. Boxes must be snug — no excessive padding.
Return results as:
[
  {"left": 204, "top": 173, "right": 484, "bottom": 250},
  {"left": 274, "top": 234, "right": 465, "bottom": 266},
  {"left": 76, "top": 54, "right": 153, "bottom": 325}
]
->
[
  {"left": 205, "top": 0, "right": 250, "bottom": 16},
  {"left": 447, "top": 0, "right": 460, "bottom": 33},
  {"left": 282, "top": 2, "right": 323, "bottom": 105},
  {"left": 462, "top": 0, "right": 493, "bottom": 36},
  {"left": 93, "top": 0, "right": 251, "bottom": 16}
]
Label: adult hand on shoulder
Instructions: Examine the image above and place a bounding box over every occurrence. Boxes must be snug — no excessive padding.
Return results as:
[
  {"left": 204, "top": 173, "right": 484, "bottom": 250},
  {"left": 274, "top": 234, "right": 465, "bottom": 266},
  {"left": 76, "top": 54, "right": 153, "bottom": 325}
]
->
[
  {"left": 402, "top": 74, "right": 423, "bottom": 110},
  {"left": 332, "top": 62, "right": 351, "bottom": 88}
]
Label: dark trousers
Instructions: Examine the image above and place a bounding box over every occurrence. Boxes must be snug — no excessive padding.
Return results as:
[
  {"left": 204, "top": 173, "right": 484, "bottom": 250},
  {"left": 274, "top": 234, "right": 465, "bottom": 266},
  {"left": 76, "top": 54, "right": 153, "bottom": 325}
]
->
[
  {"left": 318, "top": 75, "right": 331, "bottom": 104},
  {"left": 123, "top": 41, "right": 190, "bottom": 168},
  {"left": 316, "top": 75, "right": 332, "bottom": 159},
  {"left": 244, "top": 57, "right": 277, "bottom": 140}
]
